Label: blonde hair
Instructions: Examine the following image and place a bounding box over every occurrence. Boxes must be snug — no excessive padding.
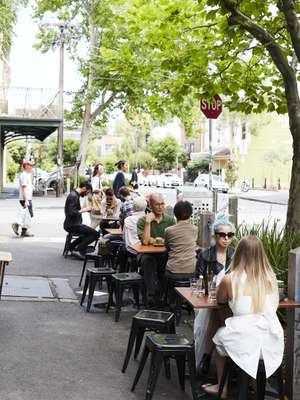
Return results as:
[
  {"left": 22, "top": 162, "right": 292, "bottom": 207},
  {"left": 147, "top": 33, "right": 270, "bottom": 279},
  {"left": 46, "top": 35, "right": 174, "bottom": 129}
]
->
[{"left": 230, "top": 235, "right": 279, "bottom": 314}]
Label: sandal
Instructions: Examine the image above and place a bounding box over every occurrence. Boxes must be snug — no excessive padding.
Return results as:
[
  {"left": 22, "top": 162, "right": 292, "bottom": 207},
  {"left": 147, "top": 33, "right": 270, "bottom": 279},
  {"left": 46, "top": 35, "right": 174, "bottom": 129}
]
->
[{"left": 204, "top": 384, "right": 227, "bottom": 399}]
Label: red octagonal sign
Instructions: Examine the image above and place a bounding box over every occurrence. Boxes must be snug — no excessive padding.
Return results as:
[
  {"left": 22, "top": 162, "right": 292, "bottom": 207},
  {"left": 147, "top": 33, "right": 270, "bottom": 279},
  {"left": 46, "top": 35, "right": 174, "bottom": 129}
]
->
[{"left": 200, "top": 95, "right": 222, "bottom": 119}]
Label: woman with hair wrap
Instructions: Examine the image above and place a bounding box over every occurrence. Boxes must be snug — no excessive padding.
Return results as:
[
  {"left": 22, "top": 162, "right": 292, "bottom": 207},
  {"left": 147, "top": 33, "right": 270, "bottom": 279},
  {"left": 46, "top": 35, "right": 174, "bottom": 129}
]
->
[{"left": 194, "top": 213, "right": 235, "bottom": 375}]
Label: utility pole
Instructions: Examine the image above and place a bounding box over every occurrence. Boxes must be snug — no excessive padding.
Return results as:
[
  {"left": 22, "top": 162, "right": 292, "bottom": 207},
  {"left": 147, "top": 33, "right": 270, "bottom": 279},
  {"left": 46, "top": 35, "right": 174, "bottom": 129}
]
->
[{"left": 56, "top": 24, "right": 65, "bottom": 197}]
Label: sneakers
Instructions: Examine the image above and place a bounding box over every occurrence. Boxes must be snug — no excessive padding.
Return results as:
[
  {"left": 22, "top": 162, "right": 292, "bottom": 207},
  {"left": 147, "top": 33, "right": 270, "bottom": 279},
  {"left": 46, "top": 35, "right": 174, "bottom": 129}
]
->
[
  {"left": 21, "top": 229, "right": 34, "bottom": 237},
  {"left": 12, "top": 223, "right": 19, "bottom": 236}
]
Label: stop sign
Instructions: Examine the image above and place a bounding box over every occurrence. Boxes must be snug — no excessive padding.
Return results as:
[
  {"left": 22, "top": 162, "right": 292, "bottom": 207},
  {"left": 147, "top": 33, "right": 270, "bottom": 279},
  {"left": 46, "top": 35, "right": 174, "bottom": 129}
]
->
[{"left": 200, "top": 95, "right": 222, "bottom": 119}]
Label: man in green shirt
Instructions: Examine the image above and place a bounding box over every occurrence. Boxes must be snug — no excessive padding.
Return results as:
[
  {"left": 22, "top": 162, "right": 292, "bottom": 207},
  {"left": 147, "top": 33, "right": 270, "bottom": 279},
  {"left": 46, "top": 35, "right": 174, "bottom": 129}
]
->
[{"left": 137, "top": 193, "right": 175, "bottom": 304}]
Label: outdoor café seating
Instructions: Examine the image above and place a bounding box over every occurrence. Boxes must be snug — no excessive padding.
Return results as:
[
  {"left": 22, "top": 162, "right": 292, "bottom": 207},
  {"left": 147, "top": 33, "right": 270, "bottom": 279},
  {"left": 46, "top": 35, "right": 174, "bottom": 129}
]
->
[
  {"left": 218, "top": 357, "right": 285, "bottom": 400},
  {"left": 80, "top": 266, "right": 114, "bottom": 312},
  {"left": 62, "top": 232, "right": 80, "bottom": 258},
  {"left": 164, "top": 276, "right": 193, "bottom": 326},
  {"left": 131, "top": 333, "right": 198, "bottom": 400},
  {"left": 122, "top": 310, "right": 176, "bottom": 373},
  {"left": 106, "top": 272, "right": 147, "bottom": 322}
]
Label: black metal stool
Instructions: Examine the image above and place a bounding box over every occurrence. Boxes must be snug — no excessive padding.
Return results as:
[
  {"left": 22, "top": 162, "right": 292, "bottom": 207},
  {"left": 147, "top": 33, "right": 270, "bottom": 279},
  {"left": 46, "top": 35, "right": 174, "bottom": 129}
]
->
[
  {"left": 79, "top": 253, "right": 114, "bottom": 286},
  {"left": 106, "top": 272, "right": 147, "bottom": 322},
  {"left": 165, "top": 276, "right": 192, "bottom": 326},
  {"left": 218, "top": 357, "right": 285, "bottom": 400},
  {"left": 80, "top": 266, "right": 114, "bottom": 312},
  {"left": 62, "top": 232, "right": 80, "bottom": 258},
  {"left": 122, "top": 310, "right": 176, "bottom": 373},
  {"left": 131, "top": 333, "right": 198, "bottom": 400}
]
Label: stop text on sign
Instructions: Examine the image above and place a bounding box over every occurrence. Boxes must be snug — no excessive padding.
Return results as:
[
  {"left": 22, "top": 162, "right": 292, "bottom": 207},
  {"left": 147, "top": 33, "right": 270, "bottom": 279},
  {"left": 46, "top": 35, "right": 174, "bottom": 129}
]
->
[{"left": 200, "top": 95, "right": 222, "bottom": 119}]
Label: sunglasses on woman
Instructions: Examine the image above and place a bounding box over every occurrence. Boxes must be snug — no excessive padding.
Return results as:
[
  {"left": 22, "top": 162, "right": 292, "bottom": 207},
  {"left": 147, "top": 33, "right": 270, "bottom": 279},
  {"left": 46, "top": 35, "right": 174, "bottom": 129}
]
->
[{"left": 215, "top": 232, "right": 235, "bottom": 239}]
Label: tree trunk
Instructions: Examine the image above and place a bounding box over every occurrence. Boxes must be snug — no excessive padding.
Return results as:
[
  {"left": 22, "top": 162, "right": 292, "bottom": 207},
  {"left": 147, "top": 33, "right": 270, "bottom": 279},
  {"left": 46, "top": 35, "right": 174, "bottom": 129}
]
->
[
  {"left": 78, "top": 105, "right": 92, "bottom": 175},
  {"left": 77, "top": 4, "right": 97, "bottom": 174},
  {"left": 283, "top": 74, "right": 300, "bottom": 233}
]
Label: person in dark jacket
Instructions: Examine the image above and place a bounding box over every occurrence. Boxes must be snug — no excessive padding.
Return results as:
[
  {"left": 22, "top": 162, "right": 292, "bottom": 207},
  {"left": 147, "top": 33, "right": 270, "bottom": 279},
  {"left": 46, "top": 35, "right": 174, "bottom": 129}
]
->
[
  {"left": 194, "top": 214, "right": 235, "bottom": 375},
  {"left": 129, "top": 167, "right": 139, "bottom": 190},
  {"left": 195, "top": 240, "right": 234, "bottom": 278},
  {"left": 63, "top": 181, "right": 100, "bottom": 257},
  {"left": 113, "top": 160, "right": 127, "bottom": 197}
]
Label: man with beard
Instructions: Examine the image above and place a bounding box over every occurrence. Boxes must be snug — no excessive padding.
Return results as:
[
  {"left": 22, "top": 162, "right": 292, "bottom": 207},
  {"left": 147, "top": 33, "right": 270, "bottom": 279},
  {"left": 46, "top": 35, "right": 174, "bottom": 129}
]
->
[{"left": 63, "top": 181, "right": 100, "bottom": 258}]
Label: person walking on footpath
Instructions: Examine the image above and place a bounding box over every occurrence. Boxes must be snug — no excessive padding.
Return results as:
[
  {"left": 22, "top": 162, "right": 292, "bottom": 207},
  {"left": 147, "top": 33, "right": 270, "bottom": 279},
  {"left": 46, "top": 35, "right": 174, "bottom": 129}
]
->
[
  {"left": 63, "top": 181, "right": 100, "bottom": 258},
  {"left": 12, "top": 160, "right": 35, "bottom": 237},
  {"left": 129, "top": 167, "right": 139, "bottom": 190},
  {"left": 113, "top": 160, "right": 127, "bottom": 197}
]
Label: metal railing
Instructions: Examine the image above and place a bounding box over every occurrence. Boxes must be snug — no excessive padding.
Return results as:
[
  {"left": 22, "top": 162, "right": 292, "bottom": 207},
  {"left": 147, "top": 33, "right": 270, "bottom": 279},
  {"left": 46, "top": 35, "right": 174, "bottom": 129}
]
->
[{"left": 0, "top": 86, "right": 60, "bottom": 119}]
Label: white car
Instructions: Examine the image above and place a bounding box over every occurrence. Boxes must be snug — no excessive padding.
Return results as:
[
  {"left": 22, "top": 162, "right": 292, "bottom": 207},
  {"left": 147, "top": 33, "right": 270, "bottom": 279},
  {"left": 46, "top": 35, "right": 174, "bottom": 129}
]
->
[
  {"left": 137, "top": 174, "right": 154, "bottom": 186},
  {"left": 156, "top": 173, "right": 183, "bottom": 188},
  {"left": 193, "top": 174, "right": 229, "bottom": 193}
]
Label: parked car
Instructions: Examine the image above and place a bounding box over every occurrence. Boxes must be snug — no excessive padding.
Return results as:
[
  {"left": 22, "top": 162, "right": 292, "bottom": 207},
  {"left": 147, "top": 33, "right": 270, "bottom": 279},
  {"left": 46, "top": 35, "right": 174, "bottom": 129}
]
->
[
  {"left": 138, "top": 174, "right": 158, "bottom": 187},
  {"left": 193, "top": 174, "right": 229, "bottom": 193},
  {"left": 156, "top": 173, "right": 183, "bottom": 188},
  {"left": 36, "top": 170, "right": 59, "bottom": 192}
]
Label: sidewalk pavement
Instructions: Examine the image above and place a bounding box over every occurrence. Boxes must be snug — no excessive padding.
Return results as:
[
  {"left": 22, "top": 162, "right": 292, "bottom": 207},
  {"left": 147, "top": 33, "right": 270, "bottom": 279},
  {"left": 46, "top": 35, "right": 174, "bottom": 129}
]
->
[
  {"left": 0, "top": 196, "right": 283, "bottom": 399},
  {"left": 0, "top": 196, "right": 197, "bottom": 400}
]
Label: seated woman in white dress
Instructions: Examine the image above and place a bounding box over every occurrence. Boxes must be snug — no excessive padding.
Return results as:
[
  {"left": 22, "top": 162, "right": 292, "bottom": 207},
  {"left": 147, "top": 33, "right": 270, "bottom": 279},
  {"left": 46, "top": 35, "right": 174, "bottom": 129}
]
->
[{"left": 203, "top": 235, "right": 284, "bottom": 397}]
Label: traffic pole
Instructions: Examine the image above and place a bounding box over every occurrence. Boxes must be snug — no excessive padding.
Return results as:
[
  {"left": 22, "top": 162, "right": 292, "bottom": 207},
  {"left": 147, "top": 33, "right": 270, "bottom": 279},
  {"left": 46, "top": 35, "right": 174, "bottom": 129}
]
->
[{"left": 208, "top": 119, "right": 213, "bottom": 192}]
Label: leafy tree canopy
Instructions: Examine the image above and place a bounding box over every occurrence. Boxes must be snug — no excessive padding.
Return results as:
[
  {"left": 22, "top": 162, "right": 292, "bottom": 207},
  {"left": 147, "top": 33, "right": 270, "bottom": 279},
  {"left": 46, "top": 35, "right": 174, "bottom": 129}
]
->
[
  {"left": 148, "top": 135, "right": 182, "bottom": 171},
  {"left": 0, "top": 0, "right": 25, "bottom": 55},
  {"left": 108, "top": 0, "right": 291, "bottom": 117}
]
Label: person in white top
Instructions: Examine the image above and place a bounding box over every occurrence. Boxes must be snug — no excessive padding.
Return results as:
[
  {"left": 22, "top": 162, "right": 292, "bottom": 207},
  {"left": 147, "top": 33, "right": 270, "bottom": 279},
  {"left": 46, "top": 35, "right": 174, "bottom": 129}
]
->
[
  {"left": 91, "top": 162, "right": 104, "bottom": 193},
  {"left": 118, "top": 196, "right": 147, "bottom": 272},
  {"left": 203, "top": 235, "right": 284, "bottom": 397},
  {"left": 89, "top": 162, "right": 104, "bottom": 228},
  {"left": 124, "top": 197, "right": 147, "bottom": 251},
  {"left": 12, "top": 160, "right": 35, "bottom": 237}
]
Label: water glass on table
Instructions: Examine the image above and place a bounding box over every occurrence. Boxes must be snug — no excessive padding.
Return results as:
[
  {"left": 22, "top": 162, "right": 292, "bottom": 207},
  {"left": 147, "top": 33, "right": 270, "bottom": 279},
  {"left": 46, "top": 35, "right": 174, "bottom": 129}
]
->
[
  {"left": 208, "top": 277, "right": 217, "bottom": 302},
  {"left": 196, "top": 275, "right": 204, "bottom": 296},
  {"left": 190, "top": 277, "right": 198, "bottom": 295}
]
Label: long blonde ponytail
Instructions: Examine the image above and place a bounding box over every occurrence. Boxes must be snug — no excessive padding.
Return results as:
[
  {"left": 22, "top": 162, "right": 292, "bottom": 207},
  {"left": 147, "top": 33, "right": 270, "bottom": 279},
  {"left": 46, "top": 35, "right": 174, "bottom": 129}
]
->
[{"left": 230, "top": 235, "right": 279, "bottom": 314}]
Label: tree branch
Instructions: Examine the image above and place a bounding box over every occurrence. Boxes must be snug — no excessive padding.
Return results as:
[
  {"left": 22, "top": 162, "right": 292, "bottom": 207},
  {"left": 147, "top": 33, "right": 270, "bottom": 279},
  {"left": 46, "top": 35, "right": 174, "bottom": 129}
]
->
[
  {"left": 90, "top": 93, "right": 116, "bottom": 121},
  {"left": 219, "top": 0, "right": 293, "bottom": 79},
  {"left": 183, "top": 23, "right": 217, "bottom": 32},
  {"left": 279, "top": 0, "right": 300, "bottom": 62}
]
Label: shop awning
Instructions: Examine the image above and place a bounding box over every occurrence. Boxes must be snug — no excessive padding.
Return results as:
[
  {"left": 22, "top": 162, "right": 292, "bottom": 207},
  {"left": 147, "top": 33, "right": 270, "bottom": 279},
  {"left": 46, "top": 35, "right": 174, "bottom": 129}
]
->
[{"left": 0, "top": 117, "right": 62, "bottom": 145}]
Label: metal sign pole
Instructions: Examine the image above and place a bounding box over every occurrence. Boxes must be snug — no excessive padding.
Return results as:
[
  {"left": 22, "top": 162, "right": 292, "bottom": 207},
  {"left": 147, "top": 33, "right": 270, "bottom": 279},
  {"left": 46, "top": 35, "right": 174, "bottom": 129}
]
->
[{"left": 209, "top": 119, "right": 213, "bottom": 192}]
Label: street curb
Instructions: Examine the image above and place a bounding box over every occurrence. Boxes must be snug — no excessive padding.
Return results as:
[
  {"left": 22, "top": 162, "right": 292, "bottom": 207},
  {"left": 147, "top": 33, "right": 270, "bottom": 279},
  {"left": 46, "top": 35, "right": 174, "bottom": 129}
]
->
[{"left": 238, "top": 196, "right": 287, "bottom": 206}]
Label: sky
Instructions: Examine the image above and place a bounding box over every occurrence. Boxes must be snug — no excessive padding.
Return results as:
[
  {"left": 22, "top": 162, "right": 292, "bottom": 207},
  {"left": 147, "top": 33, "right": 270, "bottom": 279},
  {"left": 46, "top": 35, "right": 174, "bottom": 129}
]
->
[
  {"left": 8, "top": 4, "right": 173, "bottom": 135},
  {"left": 11, "top": 5, "right": 80, "bottom": 90}
]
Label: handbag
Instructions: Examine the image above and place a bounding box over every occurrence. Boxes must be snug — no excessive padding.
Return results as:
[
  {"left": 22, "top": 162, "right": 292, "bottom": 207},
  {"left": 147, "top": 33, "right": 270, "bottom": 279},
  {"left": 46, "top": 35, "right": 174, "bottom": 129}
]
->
[
  {"left": 17, "top": 206, "right": 31, "bottom": 228},
  {"left": 97, "top": 237, "right": 114, "bottom": 256},
  {"left": 91, "top": 193, "right": 102, "bottom": 215}
]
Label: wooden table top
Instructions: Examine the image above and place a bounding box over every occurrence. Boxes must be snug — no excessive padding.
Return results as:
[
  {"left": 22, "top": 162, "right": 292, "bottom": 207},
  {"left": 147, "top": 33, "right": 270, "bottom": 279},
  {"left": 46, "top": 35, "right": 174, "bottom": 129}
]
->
[
  {"left": 128, "top": 243, "right": 167, "bottom": 254},
  {"left": 175, "top": 287, "right": 300, "bottom": 310},
  {"left": 101, "top": 217, "right": 119, "bottom": 221},
  {"left": 0, "top": 252, "right": 12, "bottom": 262},
  {"left": 105, "top": 228, "right": 123, "bottom": 235}
]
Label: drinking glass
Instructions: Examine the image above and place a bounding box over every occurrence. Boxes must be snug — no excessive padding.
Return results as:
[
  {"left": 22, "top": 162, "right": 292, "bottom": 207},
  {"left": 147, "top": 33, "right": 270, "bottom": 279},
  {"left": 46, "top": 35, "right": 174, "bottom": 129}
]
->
[
  {"left": 190, "top": 277, "right": 198, "bottom": 295},
  {"left": 196, "top": 276, "right": 204, "bottom": 296},
  {"left": 208, "top": 278, "right": 217, "bottom": 302}
]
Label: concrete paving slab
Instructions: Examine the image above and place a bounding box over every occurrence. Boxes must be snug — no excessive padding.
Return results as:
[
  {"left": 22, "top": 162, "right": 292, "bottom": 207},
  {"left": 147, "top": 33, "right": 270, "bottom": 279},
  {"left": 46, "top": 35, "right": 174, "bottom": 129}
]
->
[
  {"left": 2, "top": 276, "right": 54, "bottom": 298},
  {"left": 49, "top": 278, "right": 77, "bottom": 300}
]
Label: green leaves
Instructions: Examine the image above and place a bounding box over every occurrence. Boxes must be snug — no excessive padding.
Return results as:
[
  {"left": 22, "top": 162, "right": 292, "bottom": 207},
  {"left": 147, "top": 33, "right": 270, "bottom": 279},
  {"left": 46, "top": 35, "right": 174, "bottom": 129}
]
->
[
  {"left": 0, "top": 0, "right": 25, "bottom": 55},
  {"left": 148, "top": 135, "right": 182, "bottom": 170}
]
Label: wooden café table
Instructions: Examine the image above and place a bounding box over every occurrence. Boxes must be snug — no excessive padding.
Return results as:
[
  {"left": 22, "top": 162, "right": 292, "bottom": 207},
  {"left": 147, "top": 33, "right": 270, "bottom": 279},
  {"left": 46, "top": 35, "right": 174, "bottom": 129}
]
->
[
  {"left": 105, "top": 228, "right": 123, "bottom": 236},
  {"left": 175, "top": 287, "right": 300, "bottom": 310},
  {"left": 128, "top": 243, "right": 167, "bottom": 254}
]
